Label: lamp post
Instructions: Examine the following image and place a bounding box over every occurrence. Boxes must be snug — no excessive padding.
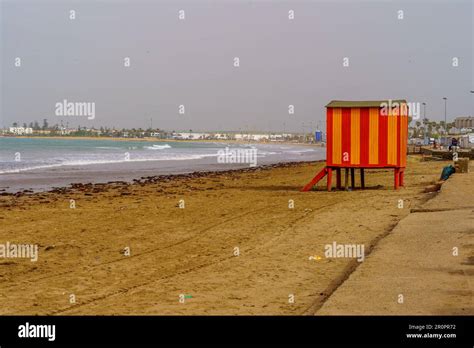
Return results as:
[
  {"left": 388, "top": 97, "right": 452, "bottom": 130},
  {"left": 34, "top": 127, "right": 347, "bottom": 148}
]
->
[
  {"left": 422, "top": 102, "right": 427, "bottom": 145},
  {"left": 443, "top": 97, "right": 447, "bottom": 146},
  {"left": 471, "top": 92, "right": 474, "bottom": 130}
]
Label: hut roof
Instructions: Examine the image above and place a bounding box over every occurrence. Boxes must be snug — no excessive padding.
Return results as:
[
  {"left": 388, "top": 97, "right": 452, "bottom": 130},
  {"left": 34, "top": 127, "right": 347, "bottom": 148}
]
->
[{"left": 326, "top": 100, "right": 407, "bottom": 108}]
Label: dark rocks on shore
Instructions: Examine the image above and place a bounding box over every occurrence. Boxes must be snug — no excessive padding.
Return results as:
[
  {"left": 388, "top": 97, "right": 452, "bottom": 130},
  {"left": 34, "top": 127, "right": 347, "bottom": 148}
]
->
[
  {"left": 2, "top": 161, "right": 322, "bottom": 201},
  {"left": 124, "top": 161, "right": 318, "bottom": 187},
  {"left": 107, "top": 181, "right": 128, "bottom": 185},
  {"left": 51, "top": 187, "right": 68, "bottom": 194}
]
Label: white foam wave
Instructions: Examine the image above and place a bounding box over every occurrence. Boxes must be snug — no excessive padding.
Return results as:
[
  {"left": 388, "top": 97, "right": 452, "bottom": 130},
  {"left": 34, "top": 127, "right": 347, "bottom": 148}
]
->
[
  {"left": 0, "top": 153, "right": 219, "bottom": 174},
  {"left": 95, "top": 146, "right": 123, "bottom": 150},
  {"left": 144, "top": 144, "right": 172, "bottom": 150}
]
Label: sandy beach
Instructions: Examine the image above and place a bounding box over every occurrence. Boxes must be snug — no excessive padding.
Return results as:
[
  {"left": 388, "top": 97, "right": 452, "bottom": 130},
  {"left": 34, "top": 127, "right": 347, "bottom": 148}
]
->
[
  {"left": 318, "top": 168, "right": 474, "bottom": 315},
  {"left": 0, "top": 155, "right": 470, "bottom": 315}
]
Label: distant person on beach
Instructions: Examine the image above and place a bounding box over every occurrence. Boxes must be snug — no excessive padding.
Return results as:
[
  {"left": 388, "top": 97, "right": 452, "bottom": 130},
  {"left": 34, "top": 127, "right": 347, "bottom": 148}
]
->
[{"left": 449, "top": 138, "right": 458, "bottom": 151}]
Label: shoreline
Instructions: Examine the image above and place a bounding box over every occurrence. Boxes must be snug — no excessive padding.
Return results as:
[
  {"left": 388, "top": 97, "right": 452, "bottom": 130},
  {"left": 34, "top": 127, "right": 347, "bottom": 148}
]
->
[
  {"left": 0, "top": 139, "right": 325, "bottom": 194},
  {"left": 1, "top": 160, "right": 323, "bottom": 196}
]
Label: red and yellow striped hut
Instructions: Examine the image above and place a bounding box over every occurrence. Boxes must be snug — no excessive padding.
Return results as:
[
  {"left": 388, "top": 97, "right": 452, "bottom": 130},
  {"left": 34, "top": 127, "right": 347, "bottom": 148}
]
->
[{"left": 302, "top": 100, "right": 409, "bottom": 191}]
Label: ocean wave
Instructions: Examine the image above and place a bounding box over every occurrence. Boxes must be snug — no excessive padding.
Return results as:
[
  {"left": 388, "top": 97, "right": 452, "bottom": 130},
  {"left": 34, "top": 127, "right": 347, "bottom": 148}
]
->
[
  {"left": 256, "top": 151, "right": 278, "bottom": 156},
  {"left": 287, "top": 149, "right": 317, "bottom": 153},
  {"left": 0, "top": 153, "right": 219, "bottom": 174},
  {"left": 0, "top": 163, "right": 67, "bottom": 174},
  {"left": 144, "top": 144, "right": 172, "bottom": 150},
  {"left": 95, "top": 146, "right": 123, "bottom": 150}
]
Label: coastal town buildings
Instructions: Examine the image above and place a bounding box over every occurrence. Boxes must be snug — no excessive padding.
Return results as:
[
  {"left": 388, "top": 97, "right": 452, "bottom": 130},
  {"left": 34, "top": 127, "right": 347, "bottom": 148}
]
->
[
  {"left": 8, "top": 127, "right": 33, "bottom": 135},
  {"left": 454, "top": 116, "right": 474, "bottom": 129}
]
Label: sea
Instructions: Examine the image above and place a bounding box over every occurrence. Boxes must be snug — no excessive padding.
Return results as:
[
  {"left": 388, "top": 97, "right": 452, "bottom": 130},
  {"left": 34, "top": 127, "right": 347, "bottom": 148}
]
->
[{"left": 0, "top": 137, "right": 325, "bottom": 193}]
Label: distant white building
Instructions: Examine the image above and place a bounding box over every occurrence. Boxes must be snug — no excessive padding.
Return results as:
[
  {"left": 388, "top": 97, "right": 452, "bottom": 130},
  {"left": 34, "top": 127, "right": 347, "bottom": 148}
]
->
[
  {"left": 59, "top": 127, "right": 74, "bottom": 135},
  {"left": 455, "top": 116, "right": 474, "bottom": 129},
  {"left": 214, "top": 133, "right": 230, "bottom": 140},
  {"left": 269, "top": 134, "right": 284, "bottom": 141},
  {"left": 9, "top": 127, "right": 33, "bottom": 135},
  {"left": 459, "top": 133, "right": 474, "bottom": 148},
  {"left": 234, "top": 133, "right": 270, "bottom": 141},
  {"left": 173, "top": 132, "right": 210, "bottom": 140}
]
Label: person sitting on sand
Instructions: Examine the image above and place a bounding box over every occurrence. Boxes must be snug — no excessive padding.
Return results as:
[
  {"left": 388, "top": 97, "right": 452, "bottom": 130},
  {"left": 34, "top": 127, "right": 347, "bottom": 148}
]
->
[{"left": 449, "top": 137, "right": 458, "bottom": 151}]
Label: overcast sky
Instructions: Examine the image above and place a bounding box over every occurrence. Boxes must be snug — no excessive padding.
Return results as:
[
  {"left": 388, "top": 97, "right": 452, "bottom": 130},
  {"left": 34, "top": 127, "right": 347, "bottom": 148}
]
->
[{"left": 1, "top": 0, "right": 472, "bottom": 132}]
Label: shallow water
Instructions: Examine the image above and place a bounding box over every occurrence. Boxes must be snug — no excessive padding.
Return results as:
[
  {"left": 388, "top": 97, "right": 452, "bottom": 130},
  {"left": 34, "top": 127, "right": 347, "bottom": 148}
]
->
[{"left": 0, "top": 138, "right": 325, "bottom": 192}]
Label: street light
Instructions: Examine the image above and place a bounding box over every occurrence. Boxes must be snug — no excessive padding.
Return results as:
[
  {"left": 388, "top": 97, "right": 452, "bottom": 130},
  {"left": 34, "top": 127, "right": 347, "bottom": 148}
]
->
[
  {"left": 443, "top": 97, "right": 447, "bottom": 146},
  {"left": 422, "top": 102, "right": 427, "bottom": 145}
]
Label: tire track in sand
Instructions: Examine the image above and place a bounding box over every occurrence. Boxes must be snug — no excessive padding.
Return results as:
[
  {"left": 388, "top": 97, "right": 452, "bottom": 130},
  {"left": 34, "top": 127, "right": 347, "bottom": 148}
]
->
[{"left": 47, "top": 201, "right": 340, "bottom": 315}]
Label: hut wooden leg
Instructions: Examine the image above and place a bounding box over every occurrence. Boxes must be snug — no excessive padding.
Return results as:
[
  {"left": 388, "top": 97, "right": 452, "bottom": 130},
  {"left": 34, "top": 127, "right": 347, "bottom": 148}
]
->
[
  {"left": 344, "top": 168, "right": 349, "bottom": 190},
  {"left": 350, "top": 168, "right": 355, "bottom": 189},
  {"left": 360, "top": 168, "right": 365, "bottom": 189},
  {"left": 394, "top": 168, "right": 400, "bottom": 189},
  {"left": 399, "top": 170, "right": 404, "bottom": 187},
  {"left": 327, "top": 168, "right": 333, "bottom": 191},
  {"left": 336, "top": 168, "right": 341, "bottom": 189},
  {"left": 301, "top": 167, "right": 328, "bottom": 192}
]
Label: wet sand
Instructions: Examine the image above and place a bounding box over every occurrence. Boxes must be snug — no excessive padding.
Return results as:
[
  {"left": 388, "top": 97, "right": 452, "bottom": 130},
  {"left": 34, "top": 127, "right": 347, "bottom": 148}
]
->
[{"left": 0, "top": 156, "right": 466, "bottom": 315}]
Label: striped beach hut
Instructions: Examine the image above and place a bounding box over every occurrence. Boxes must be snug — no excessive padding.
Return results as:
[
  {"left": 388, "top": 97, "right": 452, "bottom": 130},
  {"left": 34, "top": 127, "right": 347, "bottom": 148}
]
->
[{"left": 302, "top": 100, "right": 409, "bottom": 191}]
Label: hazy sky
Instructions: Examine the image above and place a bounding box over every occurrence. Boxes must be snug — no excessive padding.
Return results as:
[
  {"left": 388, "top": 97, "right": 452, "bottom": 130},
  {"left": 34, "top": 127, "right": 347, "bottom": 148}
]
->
[{"left": 1, "top": 0, "right": 473, "bottom": 132}]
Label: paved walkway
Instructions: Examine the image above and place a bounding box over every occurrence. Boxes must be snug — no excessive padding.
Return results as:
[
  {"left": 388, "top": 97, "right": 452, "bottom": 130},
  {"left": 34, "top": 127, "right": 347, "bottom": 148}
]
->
[{"left": 318, "top": 170, "right": 474, "bottom": 315}]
